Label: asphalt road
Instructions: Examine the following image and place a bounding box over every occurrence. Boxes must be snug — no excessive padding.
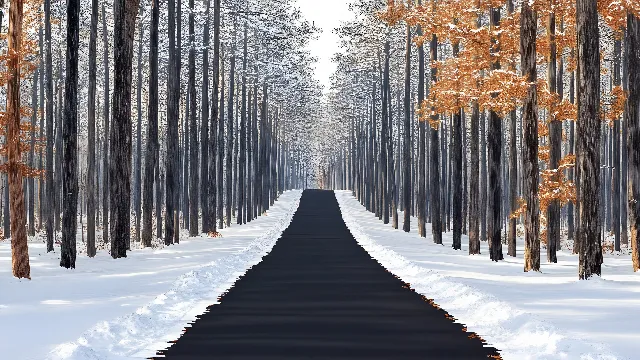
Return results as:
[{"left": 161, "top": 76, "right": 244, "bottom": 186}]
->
[{"left": 155, "top": 189, "right": 501, "bottom": 359}]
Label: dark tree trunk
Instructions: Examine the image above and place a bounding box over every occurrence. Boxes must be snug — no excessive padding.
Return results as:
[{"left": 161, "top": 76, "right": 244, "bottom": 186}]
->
[
  {"left": 547, "top": 10, "right": 560, "bottom": 263},
  {"left": 381, "top": 44, "right": 389, "bottom": 225},
  {"left": 207, "top": 0, "right": 220, "bottom": 234},
  {"left": 469, "top": 101, "right": 480, "bottom": 254},
  {"left": 165, "top": 0, "right": 179, "bottom": 245},
  {"left": 110, "top": 0, "right": 140, "bottom": 258},
  {"left": 142, "top": 0, "right": 159, "bottom": 247},
  {"left": 86, "top": 0, "right": 98, "bottom": 257},
  {"left": 60, "top": 0, "right": 79, "bottom": 269},
  {"left": 102, "top": 3, "right": 110, "bottom": 245},
  {"left": 226, "top": 53, "right": 235, "bottom": 227},
  {"left": 217, "top": 43, "right": 224, "bottom": 230},
  {"left": 429, "top": 33, "right": 442, "bottom": 244},
  {"left": 612, "top": 38, "right": 621, "bottom": 251},
  {"left": 521, "top": 0, "right": 540, "bottom": 272},
  {"left": 44, "top": 0, "right": 54, "bottom": 252},
  {"left": 188, "top": 0, "right": 198, "bottom": 236},
  {"left": 488, "top": 8, "right": 503, "bottom": 261},
  {"left": 402, "top": 23, "right": 411, "bottom": 233},
  {"left": 28, "top": 68, "right": 37, "bottom": 237},
  {"left": 201, "top": 0, "right": 210, "bottom": 234},
  {"left": 576, "top": 0, "right": 602, "bottom": 279},
  {"left": 452, "top": 41, "right": 462, "bottom": 250},
  {"left": 134, "top": 6, "right": 144, "bottom": 244},
  {"left": 626, "top": 13, "right": 640, "bottom": 271},
  {"left": 237, "top": 25, "right": 248, "bottom": 225}
]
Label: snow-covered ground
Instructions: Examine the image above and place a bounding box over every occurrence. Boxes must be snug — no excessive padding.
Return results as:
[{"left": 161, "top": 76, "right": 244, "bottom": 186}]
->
[
  {"left": 0, "top": 190, "right": 302, "bottom": 360},
  {"left": 335, "top": 190, "right": 639, "bottom": 360}
]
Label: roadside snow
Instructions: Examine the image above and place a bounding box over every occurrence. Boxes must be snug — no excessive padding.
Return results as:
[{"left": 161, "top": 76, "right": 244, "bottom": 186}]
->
[
  {"left": 335, "top": 190, "right": 638, "bottom": 360},
  {"left": 0, "top": 190, "right": 301, "bottom": 360}
]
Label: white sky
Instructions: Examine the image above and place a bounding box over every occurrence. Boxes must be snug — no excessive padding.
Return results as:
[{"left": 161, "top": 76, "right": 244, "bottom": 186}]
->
[{"left": 295, "top": 0, "right": 354, "bottom": 92}]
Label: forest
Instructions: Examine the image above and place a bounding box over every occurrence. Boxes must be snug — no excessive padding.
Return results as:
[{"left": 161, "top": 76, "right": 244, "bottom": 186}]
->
[
  {"left": 1, "top": 0, "right": 323, "bottom": 279},
  {"left": 321, "top": 0, "right": 640, "bottom": 279}
]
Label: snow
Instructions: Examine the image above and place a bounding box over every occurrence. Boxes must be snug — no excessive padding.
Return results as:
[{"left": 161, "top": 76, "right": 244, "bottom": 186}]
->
[
  {"left": 0, "top": 190, "right": 302, "bottom": 360},
  {"left": 335, "top": 190, "right": 639, "bottom": 360}
]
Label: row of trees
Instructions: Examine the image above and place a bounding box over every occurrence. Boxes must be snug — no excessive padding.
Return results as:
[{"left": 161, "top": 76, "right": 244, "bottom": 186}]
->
[
  {"left": 4, "top": 0, "right": 321, "bottom": 279},
  {"left": 320, "top": 0, "right": 640, "bottom": 278}
]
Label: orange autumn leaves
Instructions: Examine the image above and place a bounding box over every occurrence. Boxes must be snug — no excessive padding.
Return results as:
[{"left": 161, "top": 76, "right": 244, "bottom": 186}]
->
[
  {"left": 0, "top": 0, "right": 45, "bottom": 178},
  {"left": 377, "top": 0, "right": 634, "bottom": 235}
]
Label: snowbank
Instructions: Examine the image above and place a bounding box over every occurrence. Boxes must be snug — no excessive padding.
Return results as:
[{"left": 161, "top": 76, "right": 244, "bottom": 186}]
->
[
  {"left": 335, "top": 190, "right": 638, "bottom": 360},
  {"left": 0, "top": 190, "right": 301, "bottom": 360}
]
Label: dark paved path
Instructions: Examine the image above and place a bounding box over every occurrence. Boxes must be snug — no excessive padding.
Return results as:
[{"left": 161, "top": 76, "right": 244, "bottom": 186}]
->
[{"left": 156, "top": 190, "right": 500, "bottom": 359}]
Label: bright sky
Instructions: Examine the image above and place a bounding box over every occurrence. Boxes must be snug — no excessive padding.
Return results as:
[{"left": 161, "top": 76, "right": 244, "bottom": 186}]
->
[{"left": 295, "top": 0, "right": 354, "bottom": 92}]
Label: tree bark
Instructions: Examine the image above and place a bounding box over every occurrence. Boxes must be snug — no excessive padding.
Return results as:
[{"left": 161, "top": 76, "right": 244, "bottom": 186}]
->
[
  {"left": 429, "top": 32, "right": 442, "bottom": 245},
  {"left": 8, "top": 0, "right": 30, "bottom": 278},
  {"left": 626, "top": 13, "right": 640, "bottom": 271},
  {"left": 60, "top": 0, "right": 79, "bottom": 269},
  {"left": 576, "top": 0, "right": 602, "bottom": 279},
  {"left": 521, "top": 1, "right": 540, "bottom": 272},
  {"left": 402, "top": 23, "right": 411, "bottom": 233},
  {"left": 142, "top": 0, "right": 159, "bottom": 247},
  {"left": 102, "top": 2, "right": 110, "bottom": 245},
  {"left": 188, "top": 0, "right": 198, "bottom": 236},
  {"left": 452, "top": 41, "right": 462, "bottom": 250},
  {"left": 165, "top": 0, "right": 179, "bottom": 245},
  {"left": 547, "top": 10, "right": 560, "bottom": 263},
  {"left": 488, "top": 7, "right": 503, "bottom": 261},
  {"left": 237, "top": 25, "right": 248, "bottom": 225},
  {"left": 226, "top": 53, "right": 235, "bottom": 227},
  {"left": 110, "top": 0, "right": 140, "bottom": 258},
  {"left": 86, "top": 0, "right": 98, "bottom": 257},
  {"left": 201, "top": 0, "right": 210, "bottom": 234},
  {"left": 134, "top": 6, "right": 144, "bottom": 244},
  {"left": 44, "top": 0, "right": 54, "bottom": 252}
]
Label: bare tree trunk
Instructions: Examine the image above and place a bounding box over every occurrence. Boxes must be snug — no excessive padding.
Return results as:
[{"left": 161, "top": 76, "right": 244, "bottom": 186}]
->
[
  {"left": 142, "top": 0, "right": 159, "bottom": 247},
  {"left": 134, "top": 6, "right": 144, "bottom": 244},
  {"left": 626, "top": 13, "right": 640, "bottom": 271},
  {"left": 102, "top": 2, "right": 110, "bottom": 245},
  {"left": 86, "top": 0, "right": 98, "bottom": 257},
  {"left": 217, "top": 44, "right": 224, "bottom": 230},
  {"left": 60, "top": 0, "right": 79, "bottom": 268},
  {"left": 165, "top": 0, "right": 179, "bottom": 245},
  {"left": 188, "top": 0, "right": 198, "bottom": 236},
  {"left": 237, "top": 24, "right": 248, "bottom": 225},
  {"left": 576, "top": 0, "right": 602, "bottom": 279},
  {"left": 402, "top": 23, "right": 411, "bottom": 233},
  {"left": 488, "top": 7, "right": 503, "bottom": 261},
  {"left": 521, "top": 0, "right": 540, "bottom": 272},
  {"left": 547, "top": 10, "right": 560, "bottom": 263},
  {"left": 226, "top": 53, "right": 235, "bottom": 227},
  {"left": 44, "top": 0, "right": 54, "bottom": 252},
  {"left": 612, "top": 38, "right": 622, "bottom": 251},
  {"left": 110, "top": 0, "right": 140, "bottom": 258},
  {"left": 8, "top": 0, "right": 30, "bottom": 278},
  {"left": 200, "top": 0, "right": 210, "bottom": 234},
  {"left": 429, "top": 32, "right": 442, "bottom": 245},
  {"left": 452, "top": 40, "right": 462, "bottom": 250},
  {"left": 28, "top": 67, "right": 37, "bottom": 237}
]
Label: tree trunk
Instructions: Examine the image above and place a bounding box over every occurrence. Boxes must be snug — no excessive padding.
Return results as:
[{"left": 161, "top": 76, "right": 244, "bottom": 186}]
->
[
  {"left": 8, "top": 0, "right": 30, "bottom": 278},
  {"left": 521, "top": 0, "right": 540, "bottom": 272},
  {"left": 237, "top": 25, "right": 248, "bottom": 225},
  {"left": 165, "top": 0, "right": 179, "bottom": 245},
  {"left": 612, "top": 38, "right": 622, "bottom": 251},
  {"left": 488, "top": 7, "right": 503, "bottom": 261},
  {"left": 134, "top": 6, "right": 144, "bottom": 244},
  {"left": 547, "top": 10, "right": 560, "bottom": 263},
  {"left": 86, "top": 0, "right": 98, "bottom": 257},
  {"left": 102, "top": 3, "right": 110, "bottom": 245},
  {"left": 576, "top": 0, "right": 602, "bottom": 279},
  {"left": 142, "top": 0, "right": 159, "bottom": 247},
  {"left": 626, "top": 13, "right": 640, "bottom": 271},
  {"left": 28, "top": 68, "right": 37, "bottom": 237},
  {"left": 44, "top": 0, "right": 54, "bottom": 252},
  {"left": 200, "top": 0, "right": 210, "bottom": 234},
  {"left": 217, "top": 43, "right": 224, "bottom": 230},
  {"left": 60, "top": 0, "right": 79, "bottom": 269},
  {"left": 110, "top": 0, "right": 140, "bottom": 258},
  {"left": 452, "top": 41, "right": 462, "bottom": 250},
  {"left": 402, "top": 23, "right": 411, "bottom": 233},
  {"left": 188, "top": 0, "right": 198, "bottom": 236},
  {"left": 226, "top": 53, "right": 235, "bottom": 227},
  {"left": 429, "top": 32, "right": 442, "bottom": 245}
]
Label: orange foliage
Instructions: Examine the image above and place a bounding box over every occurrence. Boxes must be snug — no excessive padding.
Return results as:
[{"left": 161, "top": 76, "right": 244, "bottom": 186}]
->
[{"left": 0, "top": 0, "right": 44, "bottom": 178}]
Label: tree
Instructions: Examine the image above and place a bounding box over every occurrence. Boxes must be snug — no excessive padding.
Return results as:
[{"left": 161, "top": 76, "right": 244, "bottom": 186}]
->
[
  {"left": 576, "top": 0, "right": 602, "bottom": 279},
  {"left": 402, "top": 18, "right": 411, "bottom": 233},
  {"left": 102, "top": 2, "right": 110, "bottom": 245},
  {"left": 60, "top": 0, "right": 80, "bottom": 269},
  {"left": 188, "top": 0, "right": 198, "bottom": 236},
  {"left": 86, "top": 0, "right": 99, "bottom": 258},
  {"left": 110, "top": 0, "right": 140, "bottom": 258},
  {"left": 6, "top": 0, "right": 30, "bottom": 279},
  {"left": 627, "top": 12, "right": 640, "bottom": 271},
  {"left": 521, "top": 0, "right": 540, "bottom": 272},
  {"left": 44, "top": 0, "right": 54, "bottom": 253},
  {"left": 142, "top": 0, "right": 159, "bottom": 247}
]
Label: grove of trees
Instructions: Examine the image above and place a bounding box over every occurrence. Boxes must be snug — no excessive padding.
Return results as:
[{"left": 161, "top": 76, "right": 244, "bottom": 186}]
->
[
  {"left": 2, "top": 0, "right": 322, "bottom": 278},
  {"left": 320, "top": 0, "right": 640, "bottom": 279}
]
